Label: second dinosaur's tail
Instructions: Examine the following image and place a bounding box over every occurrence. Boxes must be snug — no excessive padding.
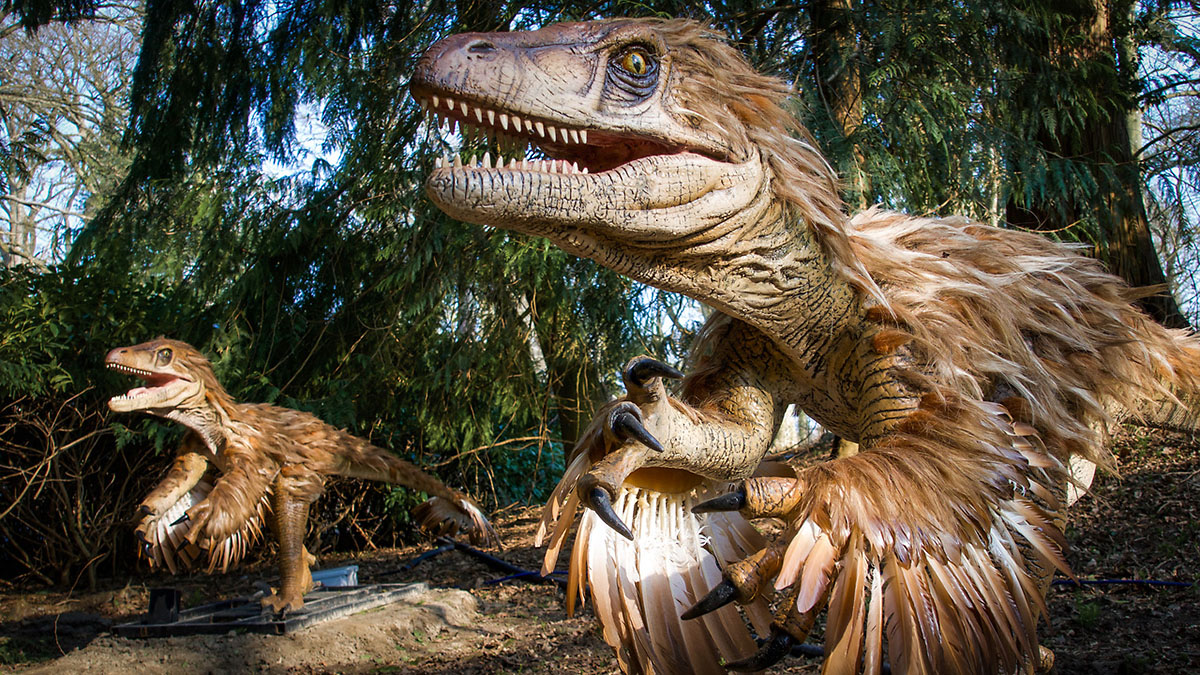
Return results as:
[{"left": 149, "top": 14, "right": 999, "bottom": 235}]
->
[
  {"left": 412, "top": 495, "right": 498, "bottom": 547},
  {"left": 334, "top": 435, "right": 500, "bottom": 547}
]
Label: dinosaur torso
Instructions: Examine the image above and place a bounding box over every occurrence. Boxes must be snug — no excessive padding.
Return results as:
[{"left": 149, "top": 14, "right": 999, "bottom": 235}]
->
[
  {"left": 413, "top": 18, "right": 1200, "bottom": 674},
  {"left": 107, "top": 338, "right": 495, "bottom": 612}
]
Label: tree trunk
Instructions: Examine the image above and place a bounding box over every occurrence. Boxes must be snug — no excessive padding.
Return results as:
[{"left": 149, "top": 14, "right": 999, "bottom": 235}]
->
[
  {"left": 809, "top": 0, "right": 869, "bottom": 210},
  {"left": 1006, "top": 0, "right": 1188, "bottom": 327}
]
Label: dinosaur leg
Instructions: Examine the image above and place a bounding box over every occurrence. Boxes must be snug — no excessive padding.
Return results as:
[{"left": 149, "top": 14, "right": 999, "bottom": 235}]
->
[{"left": 263, "top": 485, "right": 316, "bottom": 613}]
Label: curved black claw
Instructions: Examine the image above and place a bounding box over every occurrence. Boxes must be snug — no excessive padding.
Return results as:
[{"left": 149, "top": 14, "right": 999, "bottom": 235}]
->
[
  {"left": 611, "top": 405, "right": 664, "bottom": 453},
  {"left": 624, "top": 357, "right": 685, "bottom": 388},
  {"left": 586, "top": 486, "right": 634, "bottom": 541},
  {"left": 138, "top": 504, "right": 154, "bottom": 517},
  {"left": 725, "top": 628, "right": 794, "bottom": 672},
  {"left": 691, "top": 486, "right": 747, "bottom": 513},
  {"left": 170, "top": 512, "right": 190, "bottom": 527},
  {"left": 682, "top": 578, "right": 739, "bottom": 620}
]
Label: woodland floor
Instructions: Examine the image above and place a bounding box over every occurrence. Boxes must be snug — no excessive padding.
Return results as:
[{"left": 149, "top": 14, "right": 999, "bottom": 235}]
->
[{"left": 0, "top": 426, "right": 1196, "bottom": 674}]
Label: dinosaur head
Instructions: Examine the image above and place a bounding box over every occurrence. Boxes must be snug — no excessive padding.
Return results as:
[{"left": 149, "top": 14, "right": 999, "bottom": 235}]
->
[
  {"left": 412, "top": 18, "right": 865, "bottom": 315},
  {"left": 106, "top": 338, "right": 221, "bottom": 416}
]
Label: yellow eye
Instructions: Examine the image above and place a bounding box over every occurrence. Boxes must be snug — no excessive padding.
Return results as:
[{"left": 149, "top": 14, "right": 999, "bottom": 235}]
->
[
  {"left": 156, "top": 348, "right": 173, "bottom": 366},
  {"left": 620, "top": 49, "right": 650, "bottom": 76}
]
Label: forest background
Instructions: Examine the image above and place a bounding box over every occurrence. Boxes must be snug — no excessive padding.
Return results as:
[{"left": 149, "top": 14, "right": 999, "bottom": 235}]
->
[{"left": 2, "top": 0, "right": 1200, "bottom": 592}]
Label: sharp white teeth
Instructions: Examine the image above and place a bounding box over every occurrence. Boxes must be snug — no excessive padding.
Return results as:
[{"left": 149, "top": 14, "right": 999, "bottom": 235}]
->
[
  {"left": 496, "top": 155, "right": 505, "bottom": 168},
  {"left": 453, "top": 154, "right": 463, "bottom": 168},
  {"left": 582, "top": 167, "right": 588, "bottom": 174},
  {"left": 570, "top": 129, "right": 580, "bottom": 144},
  {"left": 581, "top": 129, "right": 588, "bottom": 144},
  {"left": 525, "top": 118, "right": 534, "bottom": 133},
  {"left": 535, "top": 121, "right": 545, "bottom": 137},
  {"left": 466, "top": 154, "right": 476, "bottom": 167},
  {"left": 500, "top": 113, "right": 509, "bottom": 131},
  {"left": 572, "top": 161, "right": 580, "bottom": 173},
  {"left": 549, "top": 161, "right": 557, "bottom": 173},
  {"left": 487, "top": 110, "right": 495, "bottom": 125},
  {"left": 460, "top": 101, "right": 469, "bottom": 116},
  {"left": 483, "top": 152, "right": 492, "bottom": 168},
  {"left": 548, "top": 125, "right": 557, "bottom": 142},
  {"left": 474, "top": 107, "right": 483, "bottom": 123},
  {"left": 432, "top": 95, "right": 440, "bottom": 109},
  {"left": 444, "top": 96, "right": 454, "bottom": 111}
]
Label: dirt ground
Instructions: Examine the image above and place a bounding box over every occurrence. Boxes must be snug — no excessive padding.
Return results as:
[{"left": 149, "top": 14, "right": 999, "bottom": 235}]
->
[{"left": 0, "top": 427, "right": 1196, "bottom": 674}]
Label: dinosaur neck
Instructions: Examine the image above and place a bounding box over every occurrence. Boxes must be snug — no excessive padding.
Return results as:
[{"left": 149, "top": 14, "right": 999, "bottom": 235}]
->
[
  {"left": 163, "top": 391, "right": 237, "bottom": 455},
  {"left": 570, "top": 182, "right": 860, "bottom": 365}
]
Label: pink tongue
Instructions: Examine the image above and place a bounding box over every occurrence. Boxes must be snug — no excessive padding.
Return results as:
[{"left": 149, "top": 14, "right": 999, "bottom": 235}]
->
[{"left": 128, "top": 386, "right": 150, "bottom": 397}]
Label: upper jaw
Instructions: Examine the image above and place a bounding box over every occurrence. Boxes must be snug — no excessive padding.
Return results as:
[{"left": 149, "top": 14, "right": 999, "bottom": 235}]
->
[
  {"left": 409, "top": 22, "right": 738, "bottom": 181},
  {"left": 106, "top": 360, "right": 198, "bottom": 413}
]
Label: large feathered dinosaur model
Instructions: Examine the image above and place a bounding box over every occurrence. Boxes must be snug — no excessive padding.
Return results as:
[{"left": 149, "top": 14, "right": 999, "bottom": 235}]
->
[
  {"left": 107, "top": 338, "right": 497, "bottom": 612},
  {"left": 410, "top": 18, "right": 1200, "bottom": 674}
]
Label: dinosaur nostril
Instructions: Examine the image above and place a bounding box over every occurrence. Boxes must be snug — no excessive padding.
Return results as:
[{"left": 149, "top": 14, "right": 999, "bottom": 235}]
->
[{"left": 467, "top": 40, "right": 496, "bottom": 54}]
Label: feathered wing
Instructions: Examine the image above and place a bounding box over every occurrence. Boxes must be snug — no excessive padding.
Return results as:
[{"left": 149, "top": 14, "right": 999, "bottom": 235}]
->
[
  {"left": 735, "top": 209, "right": 1200, "bottom": 674},
  {"left": 137, "top": 476, "right": 271, "bottom": 575},
  {"left": 763, "top": 395, "right": 1072, "bottom": 674},
  {"left": 537, "top": 450, "right": 769, "bottom": 674}
]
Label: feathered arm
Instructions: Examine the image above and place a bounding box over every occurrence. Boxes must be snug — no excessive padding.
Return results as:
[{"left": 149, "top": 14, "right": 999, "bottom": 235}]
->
[
  {"left": 134, "top": 434, "right": 211, "bottom": 573},
  {"left": 137, "top": 433, "right": 210, "bottom": 520}
]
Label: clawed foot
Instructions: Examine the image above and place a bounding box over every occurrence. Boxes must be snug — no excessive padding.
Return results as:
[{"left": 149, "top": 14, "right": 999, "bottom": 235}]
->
[{"left": 261, "top": 590, "right": 304, "bottom": 614}]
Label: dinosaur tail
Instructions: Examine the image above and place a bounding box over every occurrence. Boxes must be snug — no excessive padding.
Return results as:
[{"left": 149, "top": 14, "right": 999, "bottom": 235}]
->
[
  {"left": 335, "top": 437, "right": 499, "bottom": 547},
  {"left": 137, "top": 477, "right": 270, "bottom": 575},
  {"left": 538, "top": 453, "right": 772, "bottom": 674}
]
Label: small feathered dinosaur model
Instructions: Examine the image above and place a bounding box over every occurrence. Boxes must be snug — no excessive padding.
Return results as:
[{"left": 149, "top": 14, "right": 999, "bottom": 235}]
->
[
  {"left": 411, "top": 17, "right": 1200, "bottom": 674},
  {"left": 107, "top": 338, "right": 497, "bottom": 612}
]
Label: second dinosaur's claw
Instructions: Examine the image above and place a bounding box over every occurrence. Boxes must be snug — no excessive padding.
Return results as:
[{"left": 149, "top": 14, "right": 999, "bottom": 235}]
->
[
  {"left": 611, "top": 404, "right": 664, "bottom": 452},
  {"left": 692, "top": 486, "right": 747, "bottom": 513},
  {"left": 624, "top": 357, "right": 685, "bottom": 388},
  {"left": 170, "top": 512, "right": 190, "bottom": 526},
  {"left": 724, "top": 628, "right": 794, "bottom": 672},
  {"left": 586, "top": 486, "right": 634, "bottom": 540},
  {"left": 682, "top": 578, "right": 739, "bottom": 620}
]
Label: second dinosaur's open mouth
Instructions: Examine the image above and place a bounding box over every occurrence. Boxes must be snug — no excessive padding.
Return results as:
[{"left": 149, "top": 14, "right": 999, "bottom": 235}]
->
[
  {"left": 412, "top": 92, "right": 701, "bottom": 176},
  {"left": 106, "top": 362, "right": 192, "bottom": 407}
]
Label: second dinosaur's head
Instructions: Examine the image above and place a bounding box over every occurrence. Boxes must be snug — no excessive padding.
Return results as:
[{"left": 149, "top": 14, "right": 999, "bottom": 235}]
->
[
  {"left": 106, "top": 338, "right": 223, "bottom": 416},
  {"left": 412, "top": 18, "right": 862, "bottom": 304}
]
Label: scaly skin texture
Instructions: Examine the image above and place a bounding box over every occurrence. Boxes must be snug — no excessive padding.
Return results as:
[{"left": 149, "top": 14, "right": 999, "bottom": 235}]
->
[
  {"left": 107, "top": 338, "right": 497, "bottom": 613},
  {"left": 413, "top": 18, "right": 1200, "bottom": 674}
]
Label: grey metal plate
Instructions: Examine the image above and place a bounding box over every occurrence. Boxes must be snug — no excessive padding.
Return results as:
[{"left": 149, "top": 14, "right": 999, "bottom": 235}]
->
[{"left": 113, "top": 582, "right": 429, "bottom": 638}]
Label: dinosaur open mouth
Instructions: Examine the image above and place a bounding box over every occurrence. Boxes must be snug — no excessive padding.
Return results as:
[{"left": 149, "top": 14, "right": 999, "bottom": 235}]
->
[
  {"left": 413, "top": 93, "right": 691, "bottom": 175},
  {"left": 106, "top": 362, "right": 190, "bottom": 404}
]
